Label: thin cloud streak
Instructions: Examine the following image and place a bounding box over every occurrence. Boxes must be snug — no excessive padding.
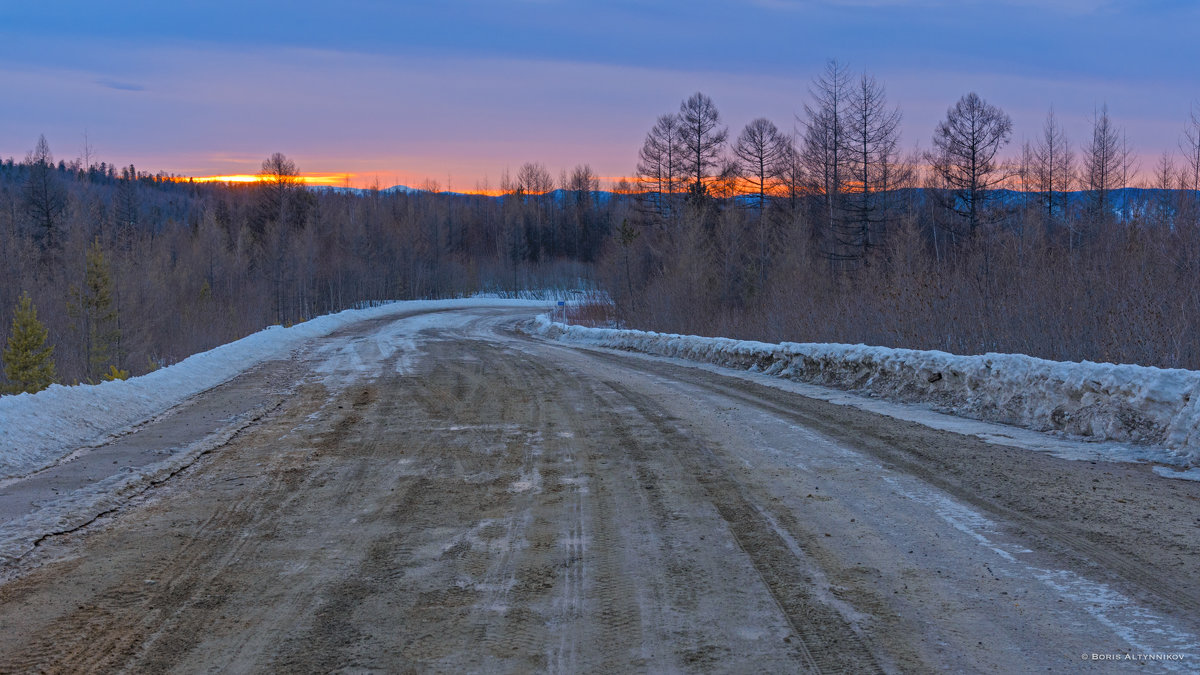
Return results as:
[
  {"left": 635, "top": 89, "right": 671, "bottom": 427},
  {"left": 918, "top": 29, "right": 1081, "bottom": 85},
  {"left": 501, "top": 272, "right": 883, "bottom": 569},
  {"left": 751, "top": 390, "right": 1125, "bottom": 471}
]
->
[{"left": 95, "top": 79, "right": 145, "bottom": 92}]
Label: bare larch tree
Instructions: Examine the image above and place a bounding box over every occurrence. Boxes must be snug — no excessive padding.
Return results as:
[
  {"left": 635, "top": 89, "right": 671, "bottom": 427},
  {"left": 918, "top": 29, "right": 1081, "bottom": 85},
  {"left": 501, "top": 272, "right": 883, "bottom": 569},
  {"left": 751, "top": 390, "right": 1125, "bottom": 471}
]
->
[
  {"left": 637, "top": 113, "right": 685, "bottom": 220},
  {"left": 678, "top": 92, "right": 728, "bottom": 201},
  {"left": 1030, "top": 107, "right": 1075, "bottom": 227},
  {"left": 841, "top": 71, "right": 903, "bottom": 262},
  {"left": 1080, "top": 104, "right": 1124, "bottom": 224},
  {"left": 801, "top": 60, "right": 852, "bottom": 252},
  {"left": 927, "top": 92, "right": 1013, "bottom": 237},
  {"left": 732, "top": 117, "right": 788, "bottom": 215}
]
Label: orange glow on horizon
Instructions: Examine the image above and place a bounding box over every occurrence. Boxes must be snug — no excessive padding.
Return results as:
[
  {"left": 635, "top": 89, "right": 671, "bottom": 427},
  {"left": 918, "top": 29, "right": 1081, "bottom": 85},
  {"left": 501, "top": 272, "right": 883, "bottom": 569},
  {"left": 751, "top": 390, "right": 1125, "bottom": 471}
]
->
[
  {"left": 184, "top": 173, "right": 357, "bottom": 186},
  {"left": 174, "top": 172, "right": 644, "bottom": 195}
]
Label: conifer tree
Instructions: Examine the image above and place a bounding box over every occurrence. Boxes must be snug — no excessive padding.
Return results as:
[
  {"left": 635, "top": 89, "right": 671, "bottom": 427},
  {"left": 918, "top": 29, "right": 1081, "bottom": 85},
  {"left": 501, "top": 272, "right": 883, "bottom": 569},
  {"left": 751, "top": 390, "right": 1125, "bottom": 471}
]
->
[
  {"left": 3, "top": 292, "right": 57, "bottom": 394},
  {"left": 68, "top": 238, "right": 120, "bottom": 383}
]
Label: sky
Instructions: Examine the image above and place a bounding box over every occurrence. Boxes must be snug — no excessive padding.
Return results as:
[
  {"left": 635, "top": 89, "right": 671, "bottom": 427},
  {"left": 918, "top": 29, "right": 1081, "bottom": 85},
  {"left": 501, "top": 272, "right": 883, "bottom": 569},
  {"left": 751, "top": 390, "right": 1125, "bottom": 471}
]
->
[{"left": 1, "top": 0, "right": 1198, "bottom": 190}]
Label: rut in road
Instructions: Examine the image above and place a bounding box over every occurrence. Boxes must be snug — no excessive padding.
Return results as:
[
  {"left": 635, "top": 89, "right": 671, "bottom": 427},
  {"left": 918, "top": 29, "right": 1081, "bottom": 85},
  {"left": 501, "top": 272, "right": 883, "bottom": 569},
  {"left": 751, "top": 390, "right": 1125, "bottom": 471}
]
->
[
  {"left": 0, "top": 328, "right": 872, "bottom": 672},
  {"left": 577, "top": 347, "right": 1200, "bottom": 625}
]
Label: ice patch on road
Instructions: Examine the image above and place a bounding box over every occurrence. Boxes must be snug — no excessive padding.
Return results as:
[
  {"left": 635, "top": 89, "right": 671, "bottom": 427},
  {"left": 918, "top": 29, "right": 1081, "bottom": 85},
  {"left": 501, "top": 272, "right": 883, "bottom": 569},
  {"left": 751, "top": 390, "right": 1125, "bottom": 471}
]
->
[
  {"left": 312, "top": 306, "right": 503, "bottom": 389},
  {"left": 533, "top": 316, "right": 1200, "bottom": 469},
  {"left": 1151, "top": 466, "right": 1200, "bottom": 482}
]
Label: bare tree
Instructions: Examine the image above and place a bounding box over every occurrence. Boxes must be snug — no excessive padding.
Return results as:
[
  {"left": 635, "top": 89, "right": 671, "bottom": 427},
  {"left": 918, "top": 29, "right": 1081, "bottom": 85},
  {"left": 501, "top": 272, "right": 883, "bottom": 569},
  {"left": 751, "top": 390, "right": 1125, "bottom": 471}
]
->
[
  {"left": 567, "top": 164, "right": 599, "bottom": 260},
  {"left": 732, "top": 118, "right": 787, "bottom": 215},
  {"left": 1148, "top": 151, "right": 1179, "bottom": 228},
  {"left": 1081, "top": 104, "right": 1123, "bottom": 223},
  {"left": 927, "top": 92, "right": 1013, "bottom": 237},
  {"left": 516, "top": 161, "right": 554, "bottom": 195},
  {"left": 256, "top": 152, "right": 305, "bottom": 233},
  {"left": 1119, "top": 129, "right": 1139, "bottom": 222},
  {"left": 1180, "top": 105, "right": 1200, "bottom": 225},
  {"left": 517, "top": 161, "right": 555, "bottom": 258},
  {"left": 678, "top": 92, "right": 728, "bottom": 201},
  {"left": 801, "top": 60, "right": 853, "bottom": 247},
  {"left": 840, "top": 71, "right": 902, "bottom": 261},
  {"left": 1029, "top": 107, "right": 1074, "bottom": 226},
  {"left": 731, "top": 119, "right": 789, "bottom": 292},
  {"left": 256, "top": 153, "right": 305, "bottom": 323},
  {"left": 260, "top": 152, "right": 299, "bottom": 191},
  {"left": 777, "top": 132, "right": 804, "bottom": 213},
  {"left": 637, "top": 113, "right": 685, "bottom": 218}
]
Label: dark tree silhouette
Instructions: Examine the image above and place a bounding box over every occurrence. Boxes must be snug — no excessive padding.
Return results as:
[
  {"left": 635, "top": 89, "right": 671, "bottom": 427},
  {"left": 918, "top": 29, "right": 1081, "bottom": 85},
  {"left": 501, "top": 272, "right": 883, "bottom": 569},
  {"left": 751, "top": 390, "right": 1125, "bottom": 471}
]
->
[
  {"left": 22, "top": 135, "right": 67, "bottom": 255},
  {"left": 927, "top": 92, "right": 1013, "bottom": 236},
  {"left": 678, "top": 92, "right": 728, "bottom": 200}
]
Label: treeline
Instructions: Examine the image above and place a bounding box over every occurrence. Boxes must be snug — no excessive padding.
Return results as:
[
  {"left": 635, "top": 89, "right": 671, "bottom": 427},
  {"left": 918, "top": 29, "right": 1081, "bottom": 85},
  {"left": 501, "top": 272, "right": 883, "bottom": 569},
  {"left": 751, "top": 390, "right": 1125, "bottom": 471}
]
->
[
  {"left": 7, "top": 59, "right": 1200, "bottom": 394},
  {"left": 1, "top": 144, "right": 626, "bottom": 391},
  {"left": 605, "top": 61, "right": 1200, "bottom": 369}
]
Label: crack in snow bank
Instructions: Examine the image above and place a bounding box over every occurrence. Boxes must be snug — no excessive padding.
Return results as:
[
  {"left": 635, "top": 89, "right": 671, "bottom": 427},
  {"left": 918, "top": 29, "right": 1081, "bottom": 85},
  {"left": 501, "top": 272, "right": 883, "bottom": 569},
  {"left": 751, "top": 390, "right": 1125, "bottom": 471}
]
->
[
  {"left": 533, "top": 316, "right": 1200, "bottom": 468},
  {"left": 0, "top": 299, "right": 547, "bottom": 480}
]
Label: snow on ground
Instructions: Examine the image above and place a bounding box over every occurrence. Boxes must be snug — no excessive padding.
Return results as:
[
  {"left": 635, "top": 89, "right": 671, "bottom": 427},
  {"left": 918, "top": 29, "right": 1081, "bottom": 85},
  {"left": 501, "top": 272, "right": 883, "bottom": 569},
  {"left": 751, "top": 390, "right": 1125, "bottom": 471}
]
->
[
  {"left": 0, "top": 299, "right": 547, "bottom": 480},
  {"left": 533, "top": 316, "right": 1200, "bottom": 469}
]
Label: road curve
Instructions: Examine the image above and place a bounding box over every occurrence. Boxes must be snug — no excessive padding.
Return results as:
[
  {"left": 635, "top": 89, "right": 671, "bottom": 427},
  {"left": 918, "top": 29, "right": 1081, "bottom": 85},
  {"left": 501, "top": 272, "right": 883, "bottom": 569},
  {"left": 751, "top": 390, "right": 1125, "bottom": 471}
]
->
[{"left": 0, "top": 306, "right": 1197, "bottom": 673}]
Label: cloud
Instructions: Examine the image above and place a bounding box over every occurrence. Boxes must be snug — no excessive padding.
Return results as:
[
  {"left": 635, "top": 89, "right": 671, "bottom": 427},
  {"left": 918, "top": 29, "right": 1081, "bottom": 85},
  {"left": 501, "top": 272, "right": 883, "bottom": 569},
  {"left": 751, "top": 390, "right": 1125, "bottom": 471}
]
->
[{"left": 96, "top": 79, "right": 145, "bottom": 92}]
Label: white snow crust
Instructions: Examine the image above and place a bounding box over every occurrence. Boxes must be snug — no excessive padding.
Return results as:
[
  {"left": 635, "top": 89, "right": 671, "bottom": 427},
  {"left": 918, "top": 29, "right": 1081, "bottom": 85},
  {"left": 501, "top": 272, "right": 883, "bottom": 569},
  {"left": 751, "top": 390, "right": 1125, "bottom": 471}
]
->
[
  {"left": 534, "top": 316, "right": 1200, "bottom": 468},
  {"left": 0, "top": 299, "right": 545, "bottom": 480}
]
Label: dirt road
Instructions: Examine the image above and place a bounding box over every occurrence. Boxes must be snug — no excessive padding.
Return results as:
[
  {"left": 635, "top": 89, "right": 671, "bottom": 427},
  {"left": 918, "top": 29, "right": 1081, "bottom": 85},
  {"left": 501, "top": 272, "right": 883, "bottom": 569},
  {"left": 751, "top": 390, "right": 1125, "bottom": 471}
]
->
[{"left": 0, "top": 307, "right": 1197, "bottom": 673}]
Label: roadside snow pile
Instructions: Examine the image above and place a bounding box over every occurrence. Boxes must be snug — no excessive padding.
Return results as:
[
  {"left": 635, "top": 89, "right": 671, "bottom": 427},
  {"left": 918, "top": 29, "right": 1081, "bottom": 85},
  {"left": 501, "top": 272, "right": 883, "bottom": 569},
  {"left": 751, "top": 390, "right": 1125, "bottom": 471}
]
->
[
  {"left": 0, "top": 298, "right": 546, "bottom": 479},
  {"left": 534, "top": 316, "right": 1200, "bottom": 467}
]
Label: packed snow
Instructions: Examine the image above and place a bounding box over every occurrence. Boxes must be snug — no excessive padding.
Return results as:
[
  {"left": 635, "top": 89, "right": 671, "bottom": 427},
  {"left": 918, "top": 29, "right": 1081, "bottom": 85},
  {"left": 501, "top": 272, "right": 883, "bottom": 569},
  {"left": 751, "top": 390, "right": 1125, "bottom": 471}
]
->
[
  {"left": 533, "top": 316, "right": 1200, "bottom": 469},
  {"left": 0, "top": 299, "right": 547, "bottom": 480}
]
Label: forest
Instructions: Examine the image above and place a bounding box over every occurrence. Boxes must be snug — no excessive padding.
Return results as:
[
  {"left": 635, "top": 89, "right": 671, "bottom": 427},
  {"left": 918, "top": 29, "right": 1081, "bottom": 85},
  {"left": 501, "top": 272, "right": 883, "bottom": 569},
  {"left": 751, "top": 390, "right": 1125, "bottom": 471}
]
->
[{"left": 5, "top": 59, "right": 1200, "bottom": 394}]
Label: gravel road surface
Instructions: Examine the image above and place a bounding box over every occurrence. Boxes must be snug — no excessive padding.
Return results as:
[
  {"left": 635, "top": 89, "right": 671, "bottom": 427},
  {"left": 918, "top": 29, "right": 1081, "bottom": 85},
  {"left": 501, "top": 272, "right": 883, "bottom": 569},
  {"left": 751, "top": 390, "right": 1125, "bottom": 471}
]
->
[{"left": 0, "top": 306, "right": 1197, "bottom": 673}]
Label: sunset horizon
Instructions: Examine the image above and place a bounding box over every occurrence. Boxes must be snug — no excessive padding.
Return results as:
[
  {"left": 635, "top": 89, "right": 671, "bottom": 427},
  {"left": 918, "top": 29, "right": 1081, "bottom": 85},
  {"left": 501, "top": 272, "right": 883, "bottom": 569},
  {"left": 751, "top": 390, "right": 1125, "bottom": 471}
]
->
[{"left": 5, "top": 2, "right": 1200, "bottom": 193}]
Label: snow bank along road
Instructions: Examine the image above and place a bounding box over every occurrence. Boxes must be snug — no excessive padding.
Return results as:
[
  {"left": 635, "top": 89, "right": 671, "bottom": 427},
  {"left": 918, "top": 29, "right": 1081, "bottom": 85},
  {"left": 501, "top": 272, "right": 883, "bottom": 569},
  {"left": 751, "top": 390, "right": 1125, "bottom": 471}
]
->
[{"left": 0, "top": 305, "right": 1198, "bottom": 672}]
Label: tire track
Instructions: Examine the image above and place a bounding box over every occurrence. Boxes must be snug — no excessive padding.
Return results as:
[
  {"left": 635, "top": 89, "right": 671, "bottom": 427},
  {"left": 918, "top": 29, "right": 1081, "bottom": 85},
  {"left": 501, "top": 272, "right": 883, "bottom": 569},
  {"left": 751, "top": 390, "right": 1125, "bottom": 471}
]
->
[
  {"left": 662, "top": 366, "right": 1200, "bottom": 621},
  {"left": 600, "top": 379, "right": 882, "bottom": 674}
]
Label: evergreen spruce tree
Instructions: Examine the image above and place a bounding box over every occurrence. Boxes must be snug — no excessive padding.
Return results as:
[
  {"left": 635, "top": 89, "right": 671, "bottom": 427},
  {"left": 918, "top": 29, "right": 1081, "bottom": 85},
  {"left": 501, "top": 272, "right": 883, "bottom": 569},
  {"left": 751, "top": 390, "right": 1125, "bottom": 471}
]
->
[
  {"left": 68, "top": 238, "right": 120, "bottom": 383},
  {"left": 2, "top": 292, "right": 57, "bottom": 394}
]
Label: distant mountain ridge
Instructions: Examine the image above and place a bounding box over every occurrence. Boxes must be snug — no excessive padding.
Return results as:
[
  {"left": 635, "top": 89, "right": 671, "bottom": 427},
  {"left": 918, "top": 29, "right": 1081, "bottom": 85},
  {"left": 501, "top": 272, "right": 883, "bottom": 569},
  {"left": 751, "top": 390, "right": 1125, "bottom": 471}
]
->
[{"left": 307, "top": 184, "right": 1196, "bottom": 224}]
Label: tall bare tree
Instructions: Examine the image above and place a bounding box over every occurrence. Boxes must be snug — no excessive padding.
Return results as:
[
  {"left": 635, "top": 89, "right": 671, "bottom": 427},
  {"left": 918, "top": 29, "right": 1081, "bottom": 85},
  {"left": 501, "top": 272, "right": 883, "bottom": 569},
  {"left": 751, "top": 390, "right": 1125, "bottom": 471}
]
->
[
  {"left": 1148, "top": 151, "right": 1180, "bottom": 228},
  {"left": 1029, "top": 107, "right": 1074, "bottom": 226},
  {"left": 731, "top": 119, "right": 789, "bottom": 291},
  {"left": 927, "top": 92, "right": 1013, "bottom": 237},
  {"left": 777, "top": 132, "right": 804, "bottom": 213},
  {"left": 801, "top": 60, "right": 853, "bottom": 248},
  {"left": 1180, "top": 105, "right": 1200, "bottom": 225},
  {"left": 516, "top": 161, "right": 555, "bottom": 258},
  {"left": 732, "top": 118, "right": 788, "bottom": 215},
  {"left": 566, "top": 164, "right": 600, "bottom": 260},
  {"left": 1080, "top": 104, "right": 1124, "bottom": 223},
  {"left": 840, "top": 71, "right": 903, "bottom": 261},
  {"left": 678, "top": 92, "right": 728, "bottom": 201},
  {"left": 637, "top": 113, "right": 685, "bottom": 219}
]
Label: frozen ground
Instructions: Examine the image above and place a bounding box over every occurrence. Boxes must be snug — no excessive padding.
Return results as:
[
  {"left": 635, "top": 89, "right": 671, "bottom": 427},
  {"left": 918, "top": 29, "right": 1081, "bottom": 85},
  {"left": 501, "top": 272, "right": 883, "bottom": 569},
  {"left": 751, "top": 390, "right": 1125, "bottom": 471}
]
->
[{"left": 534, "top": 316, "right": 1200, "bottom": 471}]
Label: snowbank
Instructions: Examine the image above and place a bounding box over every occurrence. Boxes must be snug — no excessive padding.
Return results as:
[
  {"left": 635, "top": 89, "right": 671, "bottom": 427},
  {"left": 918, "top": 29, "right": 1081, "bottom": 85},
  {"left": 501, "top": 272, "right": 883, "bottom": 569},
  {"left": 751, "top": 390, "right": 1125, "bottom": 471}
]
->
[
  {"left": 533, "top": 316, "right": 1200, "bottom": 467},
  {"left": 0, "top": 299, "right": 546, "bottom": 479}
]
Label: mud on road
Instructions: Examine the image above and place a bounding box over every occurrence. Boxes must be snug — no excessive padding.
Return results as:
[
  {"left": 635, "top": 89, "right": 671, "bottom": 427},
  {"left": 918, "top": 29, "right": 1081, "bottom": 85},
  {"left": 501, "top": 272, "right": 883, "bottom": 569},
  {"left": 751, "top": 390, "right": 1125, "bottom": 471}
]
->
[{"left": 0, "top": 308, "right": 1197, "bottom": 673}]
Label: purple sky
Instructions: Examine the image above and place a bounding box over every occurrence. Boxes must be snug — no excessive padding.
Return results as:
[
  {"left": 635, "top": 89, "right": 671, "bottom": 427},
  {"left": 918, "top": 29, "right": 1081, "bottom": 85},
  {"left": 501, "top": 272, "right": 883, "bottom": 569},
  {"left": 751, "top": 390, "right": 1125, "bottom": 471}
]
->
[{"left": 1, "top": 1, "right": 1197, "bottom": 189}]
